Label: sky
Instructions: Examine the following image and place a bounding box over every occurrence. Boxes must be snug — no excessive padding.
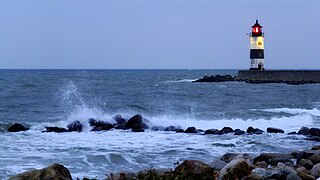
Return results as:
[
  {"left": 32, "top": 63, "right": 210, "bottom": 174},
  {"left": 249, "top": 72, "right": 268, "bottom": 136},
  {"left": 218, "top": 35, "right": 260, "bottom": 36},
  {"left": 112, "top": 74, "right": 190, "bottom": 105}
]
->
[{"left": 0, "top": 0, "right": 319, "bottom": 69}]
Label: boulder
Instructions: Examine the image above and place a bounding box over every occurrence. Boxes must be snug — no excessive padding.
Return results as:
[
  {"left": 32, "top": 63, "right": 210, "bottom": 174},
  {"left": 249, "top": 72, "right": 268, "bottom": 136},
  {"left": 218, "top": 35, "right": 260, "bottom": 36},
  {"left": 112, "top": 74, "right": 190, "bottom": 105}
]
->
[
  {"left": 311, "top": 163, "right": 320, "bottom": 178},
  {"left": 296, "top": 167, "right": 307, "bottom": 173},
  {"left": 299, "top": 159, "right": 314, "bottom": 169},
  {"left": 114, "top": 124, "right": 126, "bottom": 130},
  {"left": 125, "top": 114, "right": 143, "bottom": 129},
  {"left": 88, "top": 118, "right": 114, "bottom": 130},
  {"left": 267, "top": 127, "right": 284, "bottom": 133},
  {"left": 185, "top": 127, "right": 197, "bottom": 133},
  {"left": 298, "top": 127, "right": 310, "bottom": 135},
  {"left": 253, "top": 153, "right": 293, "bottom": 164},
  {"left": 309, "top": 154, "right": 320, "bottom": 164},
  {"left": 208, "top": 159, "right": 227, "bottom": 171},
  {"left": 220, "top": 127, "right": 233, "bottom": 134},
  {"left": 175, "top": 129, "right": 185, "bottom": 133},
  {"left": 296, "top": 151, "right": 309, "bottom": 164},
  {"left": 247, "top": 127, "right": 264, "bottom": 134},
  {"left": 8, "top": 123, "right": 29, "bottom": 132},
  {"left": 310, "top": 128, "right": 320, "bottom": 137},
  {"left": 288, "top": 131, "right": 297, "bottom": 135},
  {"left": 219, "top": 157, "right": 251, "bottom": 180},
  {"left": 287, "top": 173, "right": 302, "bottom": 180},
  {"left": 131, "top": 124, "right": 145, "bottom": 132},
  {"left": 297, "top": 171, "right": 316, "bottom": 180},
  {"left": 9, "top": 163, "right": 72, "bottom": 180},
  {"left": 204, "top": 129, "right": 221, "bottom": 135},
  {"left": 234, "top": 129, "right": 245, "bottom": 135},
  {"left": 246, "top": 126, "right": 254, "bottom": 133},
  {"left": 164, "top": 126, "right": 179, "bottom": 131},
  {"left": 220, "top": 153, "right": 241, "bottom": 163},
  {"left": 42, "top": 126, "right": 68, "bottom": 133},
  {"left": 174, "top": 160, "right": 216, "bottom": 177},
  {"left": 255, "top": 161, "right": 268, "bottom": 169},
  {"left": 306, "top": 136, "right": 320, "bottom": 142},
  {"left": 67, "top": 120, "right": 83, "bottom": 132},
  {"left": 151, "top": 126, "right": 165, "bottom": 131}
]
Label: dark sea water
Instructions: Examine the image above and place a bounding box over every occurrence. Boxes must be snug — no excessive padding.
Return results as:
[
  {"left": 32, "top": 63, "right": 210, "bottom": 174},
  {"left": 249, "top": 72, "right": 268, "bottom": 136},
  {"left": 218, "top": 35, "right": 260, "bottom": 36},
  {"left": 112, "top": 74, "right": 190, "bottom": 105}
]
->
[{"left": 0, "top": 69, "right": 319, "bottom": 179}]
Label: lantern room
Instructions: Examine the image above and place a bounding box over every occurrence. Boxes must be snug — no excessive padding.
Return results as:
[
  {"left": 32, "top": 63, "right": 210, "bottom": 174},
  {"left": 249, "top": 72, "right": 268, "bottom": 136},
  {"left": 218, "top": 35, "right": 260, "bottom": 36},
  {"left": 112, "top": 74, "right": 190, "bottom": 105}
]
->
[{"left": 251, "top": 20, "right": 263, "bottom": 37}]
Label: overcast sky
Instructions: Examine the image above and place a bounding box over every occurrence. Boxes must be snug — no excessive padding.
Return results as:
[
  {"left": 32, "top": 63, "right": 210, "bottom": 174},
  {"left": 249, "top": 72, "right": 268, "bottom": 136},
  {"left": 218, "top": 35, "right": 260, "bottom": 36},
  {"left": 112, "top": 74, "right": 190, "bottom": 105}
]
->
[{"left": 0, "top": 0, "right": 319, "bottom": 69}]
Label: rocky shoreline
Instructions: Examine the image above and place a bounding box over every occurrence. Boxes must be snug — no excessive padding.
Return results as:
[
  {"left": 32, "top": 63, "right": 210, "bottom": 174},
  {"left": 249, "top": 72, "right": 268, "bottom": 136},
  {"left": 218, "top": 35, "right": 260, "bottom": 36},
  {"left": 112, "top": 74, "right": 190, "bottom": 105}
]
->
[{"left": 9, "top": 145, "right": 320, "bottom": 179}]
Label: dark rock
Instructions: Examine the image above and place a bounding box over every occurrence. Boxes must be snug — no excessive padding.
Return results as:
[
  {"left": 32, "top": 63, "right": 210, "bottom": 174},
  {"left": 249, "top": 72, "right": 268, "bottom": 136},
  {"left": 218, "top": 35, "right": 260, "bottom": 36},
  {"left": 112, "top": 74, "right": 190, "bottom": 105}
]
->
[
  {"left": 113, "top": 115, "right": 127, "bottom": 125},
  {"left": 255, "top": 161, "right": 268, "bottom": 169},
  {"left": 253, "top": 153, "right": 293, "bottom": 164},
  {"left": 308, "top": 154, "right": 320, "bottom": 165},
  {"left": 297, "top": 171, "right": 316, "bottom": 180},
  {"left": 174, "top": 160, "right": 216, "bottom": 177},
  {"left": 311, "top": 163, "right": 320, "bottom": 178},
  {"left": 270, "top": 158, "right": 293, "bottom": 166},
  {"left": 220, "top": 127, "right": 233, "bottom": 134},
  {"left": 195, "top": 129, "right": 204, "bottom": 133},
  {"left": 312, "top": 146, "right": 320, "bottom": 150},
  {"left": 204, "top": 128, "right": 221, "bottom": 135},
  {"left": 185, "top": 127, "right": 196, "bottom": 133},
  {"left": 193, "top": 74, "right": 235, "bottom": 82},
  {"left": 298, "top": 126, "right": 310, "bottom": 135},
  {"left": 287, "top": 172, "right": 302, "bottom": 180},
  {"left": 219, "top": 157, "right": 251, "bottom": 180},
  {"left": 208, "top": 159, "right": 227, "bottom": 171},
  {"left": 310, "top": 128, "right": 320, "bottom": 137},
  {"left": 125, "top": 114, "right": 143, "bottom": 129},
  {"left": 88, "top": 118, "right": 114, "bottom": 130},
  {"left": 176, "top": 129, "right": 185, "bottom": 133},
  {"left": 267, "top": 127, "right": 284, "bottom": 133},
  {"left": 8, "top": 123, "right": 29, "bottom": 132},
  {"left": 43, "top": 126, "right": 68, "bottom": 133},
  {"left": 131, "top": 124, "right": 145, "bottom": 132},
  {"left": 296, "top": 151, "right": 309, "bottom": 164},
  {"left": 220, "top": 153, "right": 241, "bottom": 163},
  {"left": 288, "top": 131, "right": 297, "bottom": 135},
  {"left": 151, "top": 126, "right": 165, "bottom": 131},
  {"left": 67, "top": 120, "right": 83, "bottom": 132},
  {"left": 114, "top": 124, "right": 126, "bottom": 130},
  {"left": 9, "top": 163, "right": 72, "bottom": 180},
  {"left": 165, "top": 126, "right": 179, "bottom": 131},
  {"left": 246, "top": 126, "right": 254, "bottom": 133},
  {"left": 234, "top": 129, "right": 245, "bottom": 135},
  {"left": 299, "top": 159, "right": 314, "bottom": 169}
]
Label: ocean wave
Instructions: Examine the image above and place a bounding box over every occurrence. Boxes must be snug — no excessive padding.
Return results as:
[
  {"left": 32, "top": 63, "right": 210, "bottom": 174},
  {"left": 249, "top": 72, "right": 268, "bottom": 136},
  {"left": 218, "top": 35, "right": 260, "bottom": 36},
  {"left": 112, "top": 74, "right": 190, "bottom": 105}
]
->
[
  {"left": 164, "top": 79, "right": 197, "bottom": 83},
  {"left": 258, "top": 107, "right": 320, "bottom": 117}
]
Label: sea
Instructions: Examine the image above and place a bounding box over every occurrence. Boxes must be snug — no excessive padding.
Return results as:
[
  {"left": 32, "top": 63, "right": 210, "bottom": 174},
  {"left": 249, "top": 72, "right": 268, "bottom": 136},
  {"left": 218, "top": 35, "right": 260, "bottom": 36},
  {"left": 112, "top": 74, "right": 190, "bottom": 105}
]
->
[{"left": 0, "top": 69, "right": 319, "bottom": 179}]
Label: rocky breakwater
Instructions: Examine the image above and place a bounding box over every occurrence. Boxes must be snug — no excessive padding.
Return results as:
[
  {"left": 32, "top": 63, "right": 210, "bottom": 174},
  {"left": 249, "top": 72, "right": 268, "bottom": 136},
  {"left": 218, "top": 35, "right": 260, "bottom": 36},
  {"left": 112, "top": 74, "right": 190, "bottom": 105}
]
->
[
  {"left": 193, "top": 75, "right": 235, "bottom": 82},
  {"left": 9, "top": 145, "right": 320, "bottom": 179}
]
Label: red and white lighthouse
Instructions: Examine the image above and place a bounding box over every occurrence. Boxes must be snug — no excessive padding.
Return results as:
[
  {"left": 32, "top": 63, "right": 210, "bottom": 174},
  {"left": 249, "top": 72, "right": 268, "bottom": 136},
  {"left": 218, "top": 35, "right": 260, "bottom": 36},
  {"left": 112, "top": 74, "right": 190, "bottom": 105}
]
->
[{"left": 249, "top": 20, "right": 265, "bottom": 70}]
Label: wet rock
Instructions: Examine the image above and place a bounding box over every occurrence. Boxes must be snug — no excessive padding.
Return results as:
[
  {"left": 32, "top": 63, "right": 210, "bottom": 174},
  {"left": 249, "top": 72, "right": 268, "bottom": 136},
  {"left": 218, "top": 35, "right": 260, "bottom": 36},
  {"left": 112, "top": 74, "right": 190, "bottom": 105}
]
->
[
  {"left": 306, "top": 136, "right": 320, "bottom": 142},
  {"left": 174, "top": 160, "right": 216, "bottom": 176},
  {"left": 164, "top": 126, "right": 179, "bottom": 131},
  {"left": 108, "top": 172, "right": 136, "bottom": 180},
  {"left": 299, "top": 159, "right": 313, "bottom": 169},
  {"left": 311, "top": 163, "right": 320, "bottom": 178},
  {"left": 255, "top": 161, "right": 268, "bottom": 169},
  {"left": 113, "top": 115, "right": 126, "bottom": 125},
  {"left": 220, "top": 153, "right": 241, "bottom": 163},
  {"left": 151, "top": 126, "right": 165, "bottom": 131},
  {"left": 125, "top": 114, "right": 143, "bottom": 129},
  {"left": 185, "top": 127, "right": 196, "bottom": 133},
  {"left": 42, "top": 126, "right": 68, "bottom": 133},
  {"left": 219, "top": 157, "right": 251, "bottom": 180},
  {"left": 220, "top": 127, "right": 233, "bottom": 134},
  {"left": 297, "top": 171, "right": 316, "bottom": 180},
  {"left": 208, "top": 159, "right": 227, "bottom": 171},
  {"left": 309, "top": 154, "right": 320, "bottom": 164},
  {"left": 310, "top": 128, "right": 320, "bottom": 137},
  {"left": 263, "top": 169, "right": 286, "bottom": 179},
  {"left": 234, "top": 129, "right": 245, "bottom": 135},
  {"left": 246, "top": 126, "right": 254, "bottom": 133},
  {"left": 267, "top": 127, "right": 284, "bottom": 133},
  {"left": 9, "top": 163, "right": 72, "bottom": 180},
  {"left": 67, "top": 120, "right": 83, "bottom": 132},
  {"left": 312, "top": 146, "right": 320, "bottom": 150},
  {"left": 253, "top": 128, "right": 264, "bottom": 134},
  {"left": 288, "top": 131, "right": 297, "bottom": 135},
  {"left": 296, "top": 167, "right": 307, "bottom": 173},
  {"left": 253, "top": 153, "right": 293, "bottom": 164},
  {"left": 193, "top": 74, "right": 235, "bottom": 82},
  {"left": 296, "top": 151, "right": 309, "bottom": 164},
  {"left": 270, "top": 157, "right": 293, "bottom": 166},
  {"left": 114, "top": 124, "right": 126, "bottom": 130},
  {"left": 8, "top": 123, "right": 29, "bottom": 132},
  {"left": 204, "top": 128, "right": 221, "bottom": 135},
  {"left": 175, "top": 129, "right": 185, "bottom": 133},
  {"left": 131, "top": 124, "right": 145, "bottom": 132},
  {"left": 298, "top": 126, "right": 310, "bottom": 135},
  {"left": 88, "top": 118, "right": 114, "bottom": 130},
  {"left": 287, "top": 172, "right": 302, "bottom": 180}
]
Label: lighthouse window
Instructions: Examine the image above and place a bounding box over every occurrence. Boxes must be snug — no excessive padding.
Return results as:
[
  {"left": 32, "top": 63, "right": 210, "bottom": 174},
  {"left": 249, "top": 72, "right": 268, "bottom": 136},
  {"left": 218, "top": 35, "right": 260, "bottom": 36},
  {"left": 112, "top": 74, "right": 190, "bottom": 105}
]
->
[
  {"left": 258, "top": 41, "right": 262, "bottom": 45},
  {"left": 255, "top": 27, "right": 259, "bottom": 33}
]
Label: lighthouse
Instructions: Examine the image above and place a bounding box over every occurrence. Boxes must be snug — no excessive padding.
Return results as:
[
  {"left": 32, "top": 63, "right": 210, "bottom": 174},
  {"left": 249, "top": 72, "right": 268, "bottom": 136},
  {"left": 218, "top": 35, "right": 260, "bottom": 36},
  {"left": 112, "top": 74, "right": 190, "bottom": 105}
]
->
[{"left": 249, "top": 20, "right": 265, "bottom": 70}]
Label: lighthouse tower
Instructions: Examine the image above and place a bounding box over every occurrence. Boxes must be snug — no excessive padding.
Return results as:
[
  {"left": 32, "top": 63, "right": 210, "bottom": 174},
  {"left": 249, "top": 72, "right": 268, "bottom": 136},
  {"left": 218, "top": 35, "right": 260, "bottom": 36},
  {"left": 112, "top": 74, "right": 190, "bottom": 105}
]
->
[{"left": 249, "top": 20, "right": 265, "bottom": 70}]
